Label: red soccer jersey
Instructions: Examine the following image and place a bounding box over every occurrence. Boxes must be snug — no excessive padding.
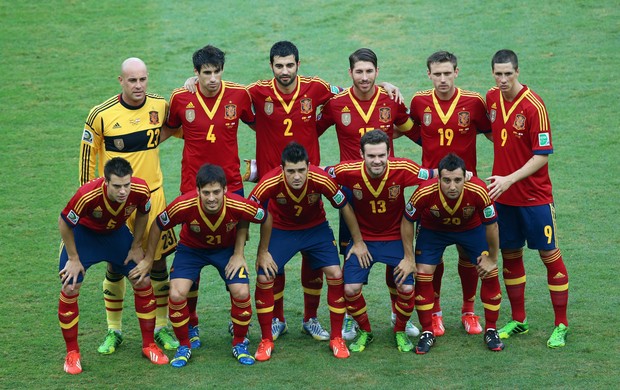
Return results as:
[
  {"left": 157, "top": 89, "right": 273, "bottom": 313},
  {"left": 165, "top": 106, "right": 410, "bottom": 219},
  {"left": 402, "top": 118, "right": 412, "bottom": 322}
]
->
[
  {"left": 404, "top": 176, "right": 497, "bottom": 232},
  {"left": 407, "top": 88, "right": 491, "bottom": 175},
  {"left": 247, "top": 76, "right": 335, "bottom": 178},
  {"left": 167, "top": 81, "right": 254, "bottom": 194},
  {"left": 316, "top": 86, "right": 413, "bottom": 161},
  {"left": 249, "top": 164, "right": 347, "bottom": 230},
  {"left": 486, "top": 85, "right": 554, "bottom": 206},
  {"left": 61, "top": 177, "right": 151, "bottom": 233},
  {"left": 155, "top": 192, "right": 265, "bottom": 250},
  {"left": 330, "top": 158, "right": 431, "bottom": 241}
]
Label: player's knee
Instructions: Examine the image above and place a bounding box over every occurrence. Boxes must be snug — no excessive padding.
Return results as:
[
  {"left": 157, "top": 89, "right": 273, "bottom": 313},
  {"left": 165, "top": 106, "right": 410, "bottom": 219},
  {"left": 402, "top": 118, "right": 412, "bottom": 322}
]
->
[
  {"left": 61, "top": 283, "right": 82, "bottom": 296},
  {"left": 344, "top": 284, "right": 361, "bottom": 297},
  {"left": 322, "top": 265, "right": 342, "bottom": 279},
  {"left": 397, "top": 284, "right": 413, "bottom": 294},
  {"left": 132, "top": 276, "right": 151, "bottom": 290},
  {"left": 228, "top": 283, "right": 250, "bottom": 300}
]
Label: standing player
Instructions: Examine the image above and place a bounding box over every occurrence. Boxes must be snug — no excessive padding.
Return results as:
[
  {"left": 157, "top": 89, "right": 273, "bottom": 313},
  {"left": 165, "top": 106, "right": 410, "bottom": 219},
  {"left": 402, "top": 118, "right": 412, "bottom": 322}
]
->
[
  {"left": 166, "top": 45, "right": 255, "bottom": 347},
  {"left": 316, "top": 47, "right": 419, "bottom": 340},
  {"left": 401, "top": 153, "right": 504, "bottom": 354},
  {"left": 402, "top": 51, "right": 493, "bottom": 337},
  {"left": 133, "top": 164, "right": 266, "bottom": 367},
  {"left": 328, "top": 130, "right": 433, "bottom": 353},
  {"left": 58, "top": 158, "right": 168, "bottom": 375},
  {"left": 486, "top": 49, "right": 569, "bottom": 348},
  {"left": 79, "top": 58, "right": 179, "bottom": 353},
  {"left": 250, "top": 142, "right": 364, "bottom": 361}
]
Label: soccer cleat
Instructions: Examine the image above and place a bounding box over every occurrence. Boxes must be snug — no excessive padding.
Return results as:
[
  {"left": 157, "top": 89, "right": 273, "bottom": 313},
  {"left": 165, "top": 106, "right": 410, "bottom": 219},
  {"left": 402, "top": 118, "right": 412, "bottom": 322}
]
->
[
  {"left": 142, "top": 343, "right": 169, "bottom": 365},
  {"left": 97, "top": 330, "right": 123, "bottom": 354},
  {"left": 330, "top": 337, "right": 350, "bottom": 358},
  {"left": 170, "top": 345, "right": 191, "bottom": 368},
  {"left": 302, "top": 317, "right": 330, "bottom": 341},
  {"left": 233, "top": 340, "right": 255, "bottom": 365},
  {"left": 547, "top": 323, "right": 568, "bottom": 348},
  {"left": 63, "top": 350, "right": 82, "bottom": 375},
  {"left": 349, "top": 330, "right": 374, "bottom": 352},
  {"left": 255, "top": 338, "right": 275, "bottom": 362},
  {"left": 432, "top": 314, "right": 445, "bottom": 337},
  {"left": 341, "top": 315, "right": 358, "bottom": 341},
  {"left": 155, "top": 327, "right": 180, "bottom": 350},
  {"left": 391, "top": 312, "right": 420, "bottom": 337},
  {"left": 484, "top": 329, "right": 505, "bottom": 351},
  {"left": 271, "top": 318, "right": 288, "bottom": 341},
  {"left": 461, "top": 313, "right": 483, "bottom": 335},
  {"left": 498, "top": 319, "right": 529, "bottom": 339},
  {"left": 395, "top": 331, "right": 414, "bottom": 352},
  {"left": 188, "top": 325, "right": 202, "bottom": 349},
  {"left": 415, "top": 331, "right": 436, "bottom": 355}
]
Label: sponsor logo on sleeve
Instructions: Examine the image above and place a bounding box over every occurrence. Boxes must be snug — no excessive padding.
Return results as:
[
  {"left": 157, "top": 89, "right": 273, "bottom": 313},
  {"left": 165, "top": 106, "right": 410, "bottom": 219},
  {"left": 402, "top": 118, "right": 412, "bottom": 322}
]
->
[
  {"left": 159, "top": 211, "right": 170, "bottom": 226},
  {"left": 418, "top": 169, "right": 430, "bottom": 180},
  {"left": 327, "top": 167, "right": 336, "bottom": 178},
  {"left": 82, "top": 129, "right": 93, "bottom": 144},
  {"left": 483, "top": 205, "right": 496, "bottom": 219},
  {"left": 333, "top": 190, "right": 345, "bottom": 205},
  {"left": 67, "top": 210, "right": 79, "bottom": 225},
  {"left": 144, "top": 199, "right": 151, "bottom": 212},
  {"left": 405, "top": 202, "right": 416, "bottom": 217},
  {"left": 538, "top": 132, "right": 550, "bottom": 147},
  {"left": 255, "top": 208, "right": 265, "bottom": 221}
]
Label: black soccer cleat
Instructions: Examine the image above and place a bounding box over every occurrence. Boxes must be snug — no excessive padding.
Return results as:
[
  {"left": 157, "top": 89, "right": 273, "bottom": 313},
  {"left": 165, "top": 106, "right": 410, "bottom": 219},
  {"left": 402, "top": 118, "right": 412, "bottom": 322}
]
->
[
  {"left": 415, "top": 331, "right": 436, "bottom": 355},
  {"left": 484, "top": 329, "right": 505, "bottom": 351}
]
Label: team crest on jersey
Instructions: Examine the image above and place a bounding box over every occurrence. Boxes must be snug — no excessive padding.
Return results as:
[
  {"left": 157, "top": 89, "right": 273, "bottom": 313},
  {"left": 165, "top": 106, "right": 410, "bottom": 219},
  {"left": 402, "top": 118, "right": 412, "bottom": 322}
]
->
[
  {"left": 489, "top": 109, "right": 496, "bottom": 123},
  {"left": 430, "top": 205, "right": 440, "bottom": 218},
  {"left": 379, "top": 107, "right": 391, "bottom": 123},
  {"left": 458, "top": 111, "right": 470, "bottom": 127},
  {"left": 185, "top": 109, "right": 195, "bottom": 123},
  {"left": 124, "top": 205, "right": 136, "bottom": 216},
  {"left": 225, "top": 104, "right": 237, "bottom": 120},
  {"left": 92, "top": 206, "right": 103, "bottom": 219},
  {"left": 462, "top": 205, "right": 475, "bottom": 219},
  {"left": 423, "top": 112, "right": 432, "bottom": 126},
  {"left": 341, "top": 112, "right": 351, "bottom": 126},
  {"left": 149, "top": 111, "right": 159, "bottom": 125},
  {"left": 388, "top": 185, "right": 400, "bottom": 200},
  {"left": 159, "top": 211, "right": 170, "bottom": 226},
  {"left": 264, "top": 101, "right": 274, "bottom": 115},
  {"left": 300, "top": 98, "right": 313, "bottom": 114},
  {"left": 307, "top": 193, "right": 320, "bottom": 204},
  {"left": 67, "top": 210, "right": 79, "bottom": 225},
  {"left": 114, "top": 138, "right": 125, "bottom": 150},
  {"left": 514, "top": 114, "right": 526, "bottom": 131},
  {"left": 538, "top": 132, "right": 550, "bottom": 147},
  {"left": 82, "top": 129, "right": 93, "bottom": 144},
  {"left": 226, "top": 221, "right": 238, "bottom": 232},
  {"left": 190, "top": 220, "right": 201, "bottom": 233}
]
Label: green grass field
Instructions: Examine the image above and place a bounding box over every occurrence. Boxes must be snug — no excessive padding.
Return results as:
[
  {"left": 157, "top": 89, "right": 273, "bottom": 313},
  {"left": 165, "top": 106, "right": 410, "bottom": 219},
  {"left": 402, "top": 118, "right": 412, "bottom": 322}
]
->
[{"left": 1, "top": 1, "right": 619, "bottom": 388}]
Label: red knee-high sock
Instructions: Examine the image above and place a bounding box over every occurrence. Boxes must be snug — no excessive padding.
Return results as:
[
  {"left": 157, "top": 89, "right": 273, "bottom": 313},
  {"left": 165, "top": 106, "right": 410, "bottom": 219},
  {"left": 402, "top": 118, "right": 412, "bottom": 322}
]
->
[
  {"left": 394, "top": 288, "right": 415, "bottom": 332},
  {"left": 187, "top": 277, "right": 200, "bottom": 327},
  {"left": 432, "top": 261, "right": 444, "bottom": 314},
  {"left": 255, "top": 280, "right": 275, "bottom": 340},
  {"left": 272, "top": 274, "right": 285, "bottom": 321},
  {"left": 345, "top": 291, "right": 371, "bottom": 332},
  {"left": 415, "top": 273, "right": 435, "bottom": 333},
  {"left": 385, "top": 265, "right": 398, "bottom": 313},
  {"left": 459, "top": 257, "right": 479, "bottom": 314},
  {"left": 302, "top": 255, "right": 323, "bottom": 321},
  {"left": 169, "top": 298, "right": 191, "bottom": 348},
  {"left": 542, "top": 249, "right": 569, "bottom": 326},
  {"left": 59, "top": 291, "right": 80, "bottom": 353},
  {"left": 231, "top": 294, "right": 252, "bottom": 345},
  {"left": 480, "top": 269, "right": 502, "bottom": 330},
  {"left": 502, "top": 249, "right": 526, "bottom": 322},
  {"left": 133, "top": 285, "right": 157, "bottom": 347},
  {"left": 326, "top": 276, "right": 345, "bottom": 339}
]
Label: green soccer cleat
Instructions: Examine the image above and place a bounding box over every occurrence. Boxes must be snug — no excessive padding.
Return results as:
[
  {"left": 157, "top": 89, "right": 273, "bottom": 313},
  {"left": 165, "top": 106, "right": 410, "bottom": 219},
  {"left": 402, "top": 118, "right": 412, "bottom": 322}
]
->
[
  {"left": 395, "top": 331, "right": 414, "bottom": 352},
  {"left": 155, "top": 327, "right": 180, "bottom": 350},
  {"left": 349, "top": 329, "right": 374, "bottom": 352},
  {"left": 498, "top": 319, "right": 529, "bottom": 339},
  {"left": 97, "top": 330, "right": 123, "bottom": 354},
  {"left": 547, "top": 323, "right": 568, "bottom": 348}
]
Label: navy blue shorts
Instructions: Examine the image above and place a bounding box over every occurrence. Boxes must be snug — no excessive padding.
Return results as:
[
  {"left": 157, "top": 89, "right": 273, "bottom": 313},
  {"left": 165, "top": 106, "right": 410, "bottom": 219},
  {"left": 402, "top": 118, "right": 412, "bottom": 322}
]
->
[
  {"left": 343, "top": 240, "right": 413, "bottom": 285},
  {"left": 496, "top": 203, "right": 559, "bottom": 250},
  {"left": 170, "top": 243, "right": 249, "bottom": 284},
  {"left": 415, "top": 225, "right": 489, "bottom": 265}
]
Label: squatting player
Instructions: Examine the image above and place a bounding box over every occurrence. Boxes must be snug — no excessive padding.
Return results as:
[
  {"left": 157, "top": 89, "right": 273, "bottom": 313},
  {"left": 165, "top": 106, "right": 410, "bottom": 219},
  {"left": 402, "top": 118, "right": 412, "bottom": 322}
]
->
[
  {"left": 328, "top": 130, "right": 433, "bottom": 353},
  {"left": 58, "top": 157, "right": 168, "bottom": 375},
  {"left": 79, "top": 57, "right": 179, "bottom": 353},
  {"left": 402, "top": 50, "right": 493, "bottom": 337},
  {"left": 133, "top": 164, "right": 266, "bottom": 367},
  {"left": 250, "top": 142, "right": 367, "bottom": 361},
  {"left": 316, "top": 47, "right": 419, "bottom": 340},
  {"left": 486, "top": 49, "right": 569, "bottom": 348},
  {"left": 401, "top": 153, "right": 504, "bottom": 354}
]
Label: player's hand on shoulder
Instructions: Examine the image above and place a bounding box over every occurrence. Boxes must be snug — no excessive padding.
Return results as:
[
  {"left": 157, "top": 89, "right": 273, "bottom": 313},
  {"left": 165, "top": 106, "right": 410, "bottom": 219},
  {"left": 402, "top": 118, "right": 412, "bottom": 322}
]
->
[
  {"left": 379, "top": 82, "right": 404, "bottom": 104},
  {"left": 184, "top": 76, "right": 198, "bottom": 93}
]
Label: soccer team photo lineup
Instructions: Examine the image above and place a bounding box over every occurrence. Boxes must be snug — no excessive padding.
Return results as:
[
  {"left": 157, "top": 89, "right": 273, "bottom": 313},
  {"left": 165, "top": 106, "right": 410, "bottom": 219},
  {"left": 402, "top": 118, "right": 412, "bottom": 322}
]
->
[{"left": 57, "top": 41, "right": 569, "bottom": 375}]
